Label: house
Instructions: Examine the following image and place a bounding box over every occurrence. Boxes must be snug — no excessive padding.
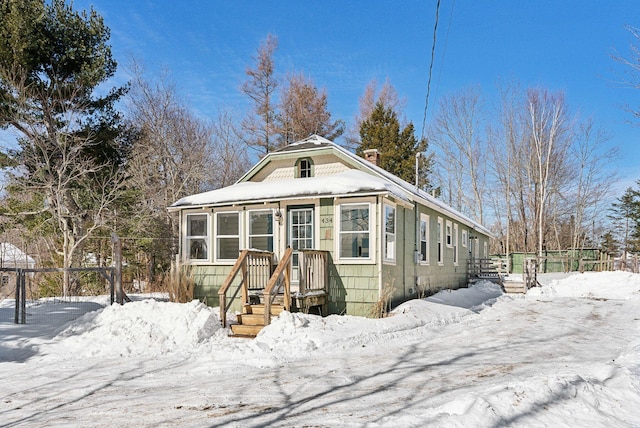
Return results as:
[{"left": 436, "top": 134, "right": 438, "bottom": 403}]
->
[
  {"left": 0, "top": 242, "right": 36, "bottom": 294},
  {"left": 169, "top": 135, "right": 491, "bottom": 323}
]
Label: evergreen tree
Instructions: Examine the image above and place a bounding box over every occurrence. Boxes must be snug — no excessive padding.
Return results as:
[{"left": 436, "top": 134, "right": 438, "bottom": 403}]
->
[
  {"left": 599, "top": 231, "right": 620, "bottom": 256},
  {"left": 357, "top": 102, "right": 432, "bottom": 189},
  {"left": 609, "top": 185, "right": 640, "bottom": 255},
  {"left": 0, "top": 0, "right": 128, "bottom": 295}
]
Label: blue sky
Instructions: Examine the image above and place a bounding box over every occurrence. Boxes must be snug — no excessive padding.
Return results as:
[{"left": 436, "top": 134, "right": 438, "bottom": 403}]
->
[{"left": 76, "top": 0, "right": 640, "bottom": 189}]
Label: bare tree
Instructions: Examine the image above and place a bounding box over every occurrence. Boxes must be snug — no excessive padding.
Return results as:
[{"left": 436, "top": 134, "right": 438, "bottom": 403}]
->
[
  {"left": 210, "top": 109, "right": 251, "bottom": 188},
  {"left": 241, "top": 33, "right": 279, "bottom": 155},
  {"left": 125, "top": 62, "right": 224, "bottom": 278},
  {"left": 525, "top": 88, "right": 573, "bottom": 256},
  {"left": 2, "top": 71, "right": 127, "bottom": 295},
  {"left": 276, "top": 72, "right": 344, "bottom": 145},
  {"left": 346, "top": 78, "right": 404, "bottom": 148},
  {"left": 488, "top": 80, "right": 525, "bottom": 258},
  {"left": 429, "top": 86, "right": 486, "bottom": 223},
  {"left": 568, "top": 119, "right": 617, "bottom": 251},
  {"left": 612, "top": 25, "right": 640, "bottom": 122}
]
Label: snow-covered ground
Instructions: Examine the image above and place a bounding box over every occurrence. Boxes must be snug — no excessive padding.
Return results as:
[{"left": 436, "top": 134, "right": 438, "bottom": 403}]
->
[{"left": 1, "top": 271, "right": 639, "bottom": 427}]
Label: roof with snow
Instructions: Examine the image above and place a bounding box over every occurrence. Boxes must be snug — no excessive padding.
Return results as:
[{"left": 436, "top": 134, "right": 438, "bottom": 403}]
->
[
  {"left": 170, "top": 135, "right": 491, "bottom": 236},
  {"left": 0, "top": 243, "right": 35, "bottom": 268}
]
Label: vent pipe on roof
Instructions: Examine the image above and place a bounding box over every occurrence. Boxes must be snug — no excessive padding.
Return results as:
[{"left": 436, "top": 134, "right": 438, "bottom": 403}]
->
[{"left": 363, "top": 148, "right": 380, "bottom": 166}]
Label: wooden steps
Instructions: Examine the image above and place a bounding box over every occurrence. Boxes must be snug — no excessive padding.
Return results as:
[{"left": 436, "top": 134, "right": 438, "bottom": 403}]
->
[
  {"left": 229, "top": 303, "right": 284, "bottom": 338},
  {"left": 503, "top": 280, "right": 527, "bottom": 294}
]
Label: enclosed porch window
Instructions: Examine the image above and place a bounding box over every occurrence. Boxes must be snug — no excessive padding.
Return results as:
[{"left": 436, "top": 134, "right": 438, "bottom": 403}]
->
[
  {"left": 216, "top": 211, "right": 240, "bottom": 261},
  {"left": 248, "top": 210, "right": 274, "bottom": 251},
  {"left": 186, "top": 213, "right": 209, "bottom": 260}
]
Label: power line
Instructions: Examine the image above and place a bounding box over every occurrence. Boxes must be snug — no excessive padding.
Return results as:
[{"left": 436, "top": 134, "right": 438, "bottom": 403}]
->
[{"left": 421, "top": 0, "right": 441, "bottom": 141}]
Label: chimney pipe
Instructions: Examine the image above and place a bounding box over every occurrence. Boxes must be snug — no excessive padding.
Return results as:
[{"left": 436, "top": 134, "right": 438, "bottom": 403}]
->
[{"left": 363, "top": 148, "right": 380, "bottom": 166}]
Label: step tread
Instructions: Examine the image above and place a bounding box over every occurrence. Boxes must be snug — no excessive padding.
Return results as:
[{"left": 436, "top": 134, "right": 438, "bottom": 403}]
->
[
  {"left": 237, "top": 313, "right": 267, "bottom": 326},
  {"left": 230, "top": 323, "right": 264, "bottom": 337},
  {"left": 245, "top": 304, "right": 284, "bottom": 315}
]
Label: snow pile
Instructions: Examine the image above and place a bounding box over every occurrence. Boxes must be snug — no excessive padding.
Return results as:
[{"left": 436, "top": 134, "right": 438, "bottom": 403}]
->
[
  {"left": 252, "top": 281, "right": 503, "bottom": 358},
  {"left": 2, "top": 272, "right": 640, "bottom": 426},
  {"left": 527, "top": 271, "right": 640, "bottom": 299},
  {"left": 47, "top": 299, "right": 219, "bottom": 358}
]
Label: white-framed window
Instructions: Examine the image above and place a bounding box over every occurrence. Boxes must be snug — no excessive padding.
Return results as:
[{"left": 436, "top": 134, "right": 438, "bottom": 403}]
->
[
  {"left": 383, "top": 203, "right": 396, "bottom": 263},
  {"left": 484, "top": 241, "right": 488, "bottom": 258},
  {"left": 297, "top": 158, "right": 313, "bottom": 178},
  {"left": 419, "top": 213, "right": 429, "bottom": 264},
  {"left": 338, "top": 203, "right": 371, "bottom": 260},
  {"left": 453, "top": 223, "right": 459, "bottom": 266},
  {"left": 248, "top": 210, "right": 274, "bottom": 252},
  {"left": 462, "top": 229, "right": 468, "bottom": 247},
  {"left": 215, "top": 211, "right": 240, "bottom": 261},
  {"left": 437, "top": 216, "right": 443, "bottom": 265},
  {"left": 186, "top": 213, "right": 209, "bottom": 261},
  {"left": 446, "top": 220, "right": 453, "bottom": 248}
]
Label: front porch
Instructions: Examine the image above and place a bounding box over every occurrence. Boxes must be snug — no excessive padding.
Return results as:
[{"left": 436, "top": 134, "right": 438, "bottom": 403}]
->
[{"left": 218, "top": 248, "right": 330, "bottom": 337}]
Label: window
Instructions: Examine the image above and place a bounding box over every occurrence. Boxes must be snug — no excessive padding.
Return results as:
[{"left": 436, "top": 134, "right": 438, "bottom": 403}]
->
[
  {"left": 186, "top": 214, "right": 209, "bottom": 260},
  {"left": 419, "top": 213, "right": 429, "bottom": 264},
  {"left": 248, "top": 210, "right": 273, "bottom": 251},
  {"left": 462, "top": 229, "right": 468, "bottom": 247},
  {"left": 297, "top": 158, "right": 313, "bottom": 178},
  {"left": 453, "top": 223, "right": 459, "bottom": 265},
  {"left": 446, "top": 220, "right": 453, "bottom": 247},
  {"left": 484, "top": 241, "right": 488, "bottom": 258},
  {"left": 216, "top": 212, "right": 240, "bottom": 260},
  {"left": 437, "top": 217, "right": 443, "bottom": 265},
  {"left": 339, "top": 204, "right": 370, "bottom": 259},
  {"left": 384, "top": 204, "right": 396, "bottom": 262}
]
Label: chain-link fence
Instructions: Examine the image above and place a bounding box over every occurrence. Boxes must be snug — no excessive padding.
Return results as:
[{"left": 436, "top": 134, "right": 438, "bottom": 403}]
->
[{"left": 2, "top": 267, "right": 116, "bottom": 325}]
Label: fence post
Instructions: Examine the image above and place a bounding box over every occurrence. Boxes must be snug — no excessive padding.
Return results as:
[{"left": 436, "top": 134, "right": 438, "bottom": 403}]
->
[
  {"left": 111, "top": 233, "right": 123, "bottom": 305},
  {"left": 20, "top": 271, "right": 25, "bottom": 324},
  {"left": 14, "top": 269, "right": 20, "bottom": 324}
]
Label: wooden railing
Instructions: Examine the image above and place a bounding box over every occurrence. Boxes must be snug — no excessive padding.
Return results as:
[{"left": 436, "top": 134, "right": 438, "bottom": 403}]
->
[
  {"left": 467, "top": 258, "right": 506, "bottom": 280},
  {"left": 299, "top": 250, "right": 329, "bottom": 296},
  {"left": 218, "top": 250, "right": 273, "bottom": 327},
  {"left": 262, "top": 247, "right": 293, "bottom": 326}
]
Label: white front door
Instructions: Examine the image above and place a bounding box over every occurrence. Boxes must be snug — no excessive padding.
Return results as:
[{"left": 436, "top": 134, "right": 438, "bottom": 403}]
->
[{"left": 288, "top": 206, "right": 314, "bottom": 283}]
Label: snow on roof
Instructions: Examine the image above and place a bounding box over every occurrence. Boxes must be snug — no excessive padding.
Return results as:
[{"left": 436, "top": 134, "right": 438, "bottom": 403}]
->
[
  {"left": 171, "top": 134, "right": 491, "bottom": 236},
  {"left": 292, "top": 136, "right": 492, "bottom": 236},
  {"left": 0, "top": 242, "right": 35, "bottom": 268},
  {"left": 170, "top": 169, "right": 411, "bottom": 209}
]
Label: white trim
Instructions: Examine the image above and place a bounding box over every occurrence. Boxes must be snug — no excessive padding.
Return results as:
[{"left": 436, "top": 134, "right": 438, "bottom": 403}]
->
[
  {"left": 419, "top": 213, "right": 430, "bottom": 265},
  {"left": 453, "top": 223, "right": 459, "bottom": 266},
  {"left": 437, "top": 216, "right": 444, "bottom": 266},
  {"left": 445, "top": 220, "right": 453, "bottom": 248},
  {"left": 462, "top": 229, "right": 468, "bottom": 248},
  {"left": 214, "top": 210, "right": 242, "bottom": 264},
  {"left": 246, "top": 208, "right": 275, "bottom": 252},
  {"left": 383, "top": 201, "right": 396, "bottom": 265},
  {"left": 335, "top": 200, "right": 375, "bottom": 265},
  {"left": 184, "top": 212, "right": 211, "bottom": 264}
]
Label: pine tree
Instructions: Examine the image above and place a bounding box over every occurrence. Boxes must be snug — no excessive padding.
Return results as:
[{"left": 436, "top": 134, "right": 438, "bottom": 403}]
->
[
  {"left": 357, "top": 102, "right": 432, "bottom": 189},
  {"left": 599, "top": 231, "right": 620, "bottom": 256},
  {"left": 0, "top": 0, "right": 128, "bottom": 295},
  {"left": 609, "top": 185, "right": 640, "bottom": 255}
]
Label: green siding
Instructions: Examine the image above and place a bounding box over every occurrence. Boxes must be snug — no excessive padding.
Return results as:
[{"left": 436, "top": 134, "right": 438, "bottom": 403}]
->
[{"left": 188, "top": 196, "right": 491, "bottom": 318}]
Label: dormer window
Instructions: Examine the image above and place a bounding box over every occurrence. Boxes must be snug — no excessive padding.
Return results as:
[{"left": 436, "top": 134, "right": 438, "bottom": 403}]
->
[{"left": 297, "top": 158, "right": 313, "bottom": 178}]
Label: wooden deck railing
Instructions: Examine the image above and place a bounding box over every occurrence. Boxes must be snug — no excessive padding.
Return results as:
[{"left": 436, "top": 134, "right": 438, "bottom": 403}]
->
[
  {"left": 218, "top": 249, "right": 273, "bottom": 327},
  {"left": 262, "top": 247, "right": 293, "bottom": 326},
  {"left": 299, "top": 250, "right": 329, "bottom": 296},
  {"left": 467, "top": 258, "right": 506, "bottom": 280}
]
